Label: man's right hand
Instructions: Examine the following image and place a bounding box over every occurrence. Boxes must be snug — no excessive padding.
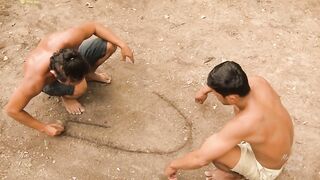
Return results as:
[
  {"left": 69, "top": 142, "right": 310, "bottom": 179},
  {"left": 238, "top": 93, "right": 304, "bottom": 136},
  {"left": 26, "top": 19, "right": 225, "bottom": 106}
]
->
[
  {"left": 43, "top": 123, "right": 64, "bottom": 136},
  {"left": 195, "top": 90, "right": 208, "bottom": 104},
  {"left": 120, "top": 44, "right": 134, "bottom": 63}
]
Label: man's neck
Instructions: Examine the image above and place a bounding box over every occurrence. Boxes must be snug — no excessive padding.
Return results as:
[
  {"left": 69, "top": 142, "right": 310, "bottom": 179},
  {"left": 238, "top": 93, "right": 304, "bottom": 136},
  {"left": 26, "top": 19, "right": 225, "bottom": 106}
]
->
[{"left": 234, "top": 93, "right": 251, "bottom": 110}]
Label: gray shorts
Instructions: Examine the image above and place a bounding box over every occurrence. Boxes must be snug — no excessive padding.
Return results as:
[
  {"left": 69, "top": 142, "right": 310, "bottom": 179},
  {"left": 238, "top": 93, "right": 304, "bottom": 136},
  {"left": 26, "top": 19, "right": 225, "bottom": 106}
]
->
[{"left": 42, "top": 37, "right": 107, "bottom": 96}]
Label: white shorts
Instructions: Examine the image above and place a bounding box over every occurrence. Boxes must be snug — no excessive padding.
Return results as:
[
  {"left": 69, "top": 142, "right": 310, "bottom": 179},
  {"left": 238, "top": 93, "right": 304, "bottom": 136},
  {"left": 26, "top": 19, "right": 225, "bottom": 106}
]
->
[{"left": 231, "top": 142, "right": 283, "bottom": 180}]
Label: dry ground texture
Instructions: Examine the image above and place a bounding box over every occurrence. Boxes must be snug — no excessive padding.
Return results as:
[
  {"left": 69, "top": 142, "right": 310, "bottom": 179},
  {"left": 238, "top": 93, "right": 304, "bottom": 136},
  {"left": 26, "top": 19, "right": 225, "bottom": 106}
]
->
[{"left": 0, "top": 0, "right": 320, "bottom": 179}]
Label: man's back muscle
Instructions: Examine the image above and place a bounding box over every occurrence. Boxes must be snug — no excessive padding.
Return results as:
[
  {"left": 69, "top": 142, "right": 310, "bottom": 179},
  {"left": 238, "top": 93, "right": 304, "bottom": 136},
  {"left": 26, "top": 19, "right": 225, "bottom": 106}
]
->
[{"left": 243, "top": 76, "right": 293, "bottom": 169}]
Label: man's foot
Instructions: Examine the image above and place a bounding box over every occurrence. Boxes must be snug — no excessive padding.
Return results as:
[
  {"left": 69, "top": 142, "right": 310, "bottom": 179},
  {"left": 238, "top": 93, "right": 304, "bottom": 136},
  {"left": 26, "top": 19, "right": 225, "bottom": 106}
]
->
[
  {"left": 86, "top": 72, "right": 112, "bottom": 84},
  {"left": 61, "top": 97, "right": 85, "bottom": 115},
  {"left": 205, "top": 169, "right": 243, "bottom": 180}
]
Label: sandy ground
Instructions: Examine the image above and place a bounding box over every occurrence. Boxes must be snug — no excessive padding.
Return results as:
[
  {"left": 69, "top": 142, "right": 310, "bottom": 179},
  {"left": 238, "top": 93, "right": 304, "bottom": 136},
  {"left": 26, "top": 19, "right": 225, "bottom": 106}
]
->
[{"left": 0, "top": 0, "right": 320, "bottom": 179}]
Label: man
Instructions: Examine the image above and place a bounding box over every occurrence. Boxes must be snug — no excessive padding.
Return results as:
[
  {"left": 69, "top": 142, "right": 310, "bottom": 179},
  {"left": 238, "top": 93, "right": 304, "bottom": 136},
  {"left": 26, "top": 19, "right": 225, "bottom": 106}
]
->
[
  {"left": 4, "top": 22, "right": 134, "bottom": 136},
  {"left": 165, "top": 61, "right": 293, "bottom": 180}
]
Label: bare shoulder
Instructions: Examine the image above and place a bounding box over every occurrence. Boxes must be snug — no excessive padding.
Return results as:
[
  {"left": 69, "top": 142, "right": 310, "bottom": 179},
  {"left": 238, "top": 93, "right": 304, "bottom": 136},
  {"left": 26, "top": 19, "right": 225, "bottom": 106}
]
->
[
  {"left": 23, "top": 74, "right": 46, "bottom": 94},
  {"left": 35, "top": 22, "right": 96, "bottom": 51},
  {"left": 219, "top": 112, "right": 260, "bottom": 139},
  {"left": 249, "top": 75, "right": 270, "bottom": 85}
]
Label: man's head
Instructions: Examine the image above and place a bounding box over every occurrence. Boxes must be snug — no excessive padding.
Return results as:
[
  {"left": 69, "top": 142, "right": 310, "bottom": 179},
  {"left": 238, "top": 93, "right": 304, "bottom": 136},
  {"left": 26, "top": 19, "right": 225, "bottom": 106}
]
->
[
  {"left": 207, "top": 61, "right": 250, "bottom": 105},
  {"left": 49, "top": 48, "right": 89, "bottom": 85}
]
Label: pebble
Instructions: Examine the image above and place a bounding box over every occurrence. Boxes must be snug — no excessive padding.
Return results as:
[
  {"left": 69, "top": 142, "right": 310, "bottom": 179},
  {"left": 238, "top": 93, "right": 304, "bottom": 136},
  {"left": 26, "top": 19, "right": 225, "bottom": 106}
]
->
[
  {"left": 186, "top": 79, "right": 193, "bottom": 85},
  {"left": 85, "top": 2, "right": 93, "bottom": 8},
  {"left": 201, "top": 15, "right": 206, "bottom": 19},
  {"left": 3, "top": 56, "right": 8, "bottom": 61},
  {"left": 213, "top": 105, "right": 217, "bottom": 110}
]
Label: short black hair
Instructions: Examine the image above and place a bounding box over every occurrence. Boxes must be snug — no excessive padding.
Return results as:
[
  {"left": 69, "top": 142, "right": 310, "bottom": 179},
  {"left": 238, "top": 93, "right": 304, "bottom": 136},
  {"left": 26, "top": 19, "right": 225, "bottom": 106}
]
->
[
  {"left": 49, "top": 48, "right": 90, "bottom": 82},
  {"left": 207, "top": 61, "right": 250, "bottom": 97}
]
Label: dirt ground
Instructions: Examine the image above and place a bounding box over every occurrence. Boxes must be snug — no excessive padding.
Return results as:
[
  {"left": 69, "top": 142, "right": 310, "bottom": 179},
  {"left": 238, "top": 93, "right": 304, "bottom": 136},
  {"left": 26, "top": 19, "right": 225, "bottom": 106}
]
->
[{"left": 0, "top": 0, "right": 319, "bottom": 179}]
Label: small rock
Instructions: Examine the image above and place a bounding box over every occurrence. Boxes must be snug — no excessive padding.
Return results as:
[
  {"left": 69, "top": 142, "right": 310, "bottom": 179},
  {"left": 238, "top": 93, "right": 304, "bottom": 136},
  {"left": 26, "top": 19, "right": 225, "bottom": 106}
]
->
[
  {"left": 164, "top": 15, "right": 170, "bottom": 19},
  {"left": 72, "top": 177, "right": 77, "bottom": 180},
  {"left": 52, "top": 160, "right": 56, "bottom": 164},
  {"left": 302, "top": 121, "right": 308, "bottom": 125},
  {"left": 3, "top": 56, "right": 8, "bottom": 61},
  {"left": 201, "top": 15, "right": 206, "bottom": 19},
  {"left": 213, "top": 105, "right": 217, "bottom": 110},
  {"left": 117, "top": 167, "right": 121, "bottom": 171},
  {"left": 85, "top": 2, "right": 93, "bottom": 8}
]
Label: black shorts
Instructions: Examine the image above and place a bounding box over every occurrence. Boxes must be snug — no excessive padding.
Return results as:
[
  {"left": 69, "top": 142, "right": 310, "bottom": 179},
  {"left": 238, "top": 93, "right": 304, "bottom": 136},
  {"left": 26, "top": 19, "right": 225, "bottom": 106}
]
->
[{"left": 42, "top": 37, "right": 107, "bottom": 96}]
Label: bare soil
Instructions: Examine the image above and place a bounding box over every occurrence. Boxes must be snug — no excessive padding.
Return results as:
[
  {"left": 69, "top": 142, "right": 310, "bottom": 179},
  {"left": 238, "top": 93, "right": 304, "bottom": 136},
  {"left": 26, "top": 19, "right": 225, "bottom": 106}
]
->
[{"left": 0, "top": 0, "right": 319, "bottom": 179}]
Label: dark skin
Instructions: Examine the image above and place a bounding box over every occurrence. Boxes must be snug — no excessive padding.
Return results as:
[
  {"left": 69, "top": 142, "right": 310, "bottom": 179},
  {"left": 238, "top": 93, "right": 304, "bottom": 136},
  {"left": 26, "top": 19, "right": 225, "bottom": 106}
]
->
[
  {"left": 4, "top": 22, "right": 134, "bottom": 136},
  {"left": 165, "top": 76, "right": 294, "bottom": 180}
]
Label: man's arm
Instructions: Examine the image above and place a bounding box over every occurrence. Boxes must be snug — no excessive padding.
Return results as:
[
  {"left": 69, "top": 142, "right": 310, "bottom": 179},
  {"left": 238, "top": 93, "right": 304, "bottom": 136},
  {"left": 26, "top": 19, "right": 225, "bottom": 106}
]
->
[
  {"left": 195, "top": 85, "right": 213, "bottom": 104},
  {"left": 4, "top": 78, "right": 63, "bottom": 136},
  {"left": 165, "top": 117, "right": 252, "bottom": 178},
  {"left": 56, "top": 22, "right": 134, "bottom": 62}
]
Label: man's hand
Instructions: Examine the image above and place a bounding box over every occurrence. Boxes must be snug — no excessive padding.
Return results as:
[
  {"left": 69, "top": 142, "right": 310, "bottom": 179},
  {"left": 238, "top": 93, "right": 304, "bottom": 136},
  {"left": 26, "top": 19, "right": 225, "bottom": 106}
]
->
[
  {"left": 43, "top": 123, "right": 64, "bottom": 136},
  {"left": 164, "top": 164, "right": 178, "bottom": 180},
  {"left": 120, "top": 45, "right": 134, "bottom": 63},
  {"left": 195, "top": 90, "right": 208, "bottom": 104}
]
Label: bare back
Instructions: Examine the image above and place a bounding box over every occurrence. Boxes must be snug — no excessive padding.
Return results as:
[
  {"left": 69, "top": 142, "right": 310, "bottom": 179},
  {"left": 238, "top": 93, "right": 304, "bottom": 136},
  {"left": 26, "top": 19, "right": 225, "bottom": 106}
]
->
[{"left": 242, "top": 76, "right": 294, "bottom": 169}]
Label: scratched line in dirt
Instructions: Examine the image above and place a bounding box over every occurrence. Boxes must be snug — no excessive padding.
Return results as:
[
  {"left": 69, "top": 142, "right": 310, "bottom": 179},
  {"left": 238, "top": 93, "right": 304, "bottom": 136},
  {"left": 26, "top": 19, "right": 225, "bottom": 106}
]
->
[{"left": 62, "top": 92, "right": 193, "bottom": 155}]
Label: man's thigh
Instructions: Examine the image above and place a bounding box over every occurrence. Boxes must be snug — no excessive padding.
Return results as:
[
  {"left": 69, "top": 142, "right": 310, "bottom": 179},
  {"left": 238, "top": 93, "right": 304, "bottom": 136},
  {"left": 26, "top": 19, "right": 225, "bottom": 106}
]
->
[
  {"left": 214, "top": 145, "right": 241, "bottom": 169},
  {"left": 78, "top": 37, "right": 107, "bottom": 67}
]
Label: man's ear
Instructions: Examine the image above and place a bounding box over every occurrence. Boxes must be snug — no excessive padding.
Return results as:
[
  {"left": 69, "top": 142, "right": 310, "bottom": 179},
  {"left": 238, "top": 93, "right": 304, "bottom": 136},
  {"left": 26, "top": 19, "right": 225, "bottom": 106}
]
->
[
  {"left": 50, "top": 70, "right": 58, "bottom": 77},
  {"left": 225, "top": 95, "right": 240, "bottom": 104}
]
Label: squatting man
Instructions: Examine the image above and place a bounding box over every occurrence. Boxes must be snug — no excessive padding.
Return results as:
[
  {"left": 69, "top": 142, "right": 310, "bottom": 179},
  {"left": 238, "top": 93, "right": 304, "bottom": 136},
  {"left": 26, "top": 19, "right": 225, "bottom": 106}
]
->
[
  {"left": 5, "top": 22, "right": 134, "bottom": 136},
  {"left": 164, "top": 61, "right": 293, "bottom": 180}
]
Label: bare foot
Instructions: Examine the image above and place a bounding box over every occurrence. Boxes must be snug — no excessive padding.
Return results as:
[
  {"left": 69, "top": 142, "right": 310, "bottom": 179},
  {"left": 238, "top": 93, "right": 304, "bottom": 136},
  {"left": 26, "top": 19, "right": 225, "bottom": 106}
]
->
[
  {"left": 86, "top": 72, "right": 112, "bottom": 84},
  {"left": 205, "top": 169, "right": 243, "bottom": 180},
  {"left": 61, "top": 97, "right": 85, "bottom": 115}
]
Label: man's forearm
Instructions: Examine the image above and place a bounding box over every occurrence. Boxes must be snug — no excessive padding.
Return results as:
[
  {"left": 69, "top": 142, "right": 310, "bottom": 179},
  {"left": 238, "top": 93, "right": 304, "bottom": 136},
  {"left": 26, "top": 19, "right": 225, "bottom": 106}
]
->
[
  {"left": 200, "top": 85, "right": 213, "bottom": 95},
  {"left": 7, "top": 110, "right": 45, "bottom": 132},
  {"left": 169, "top": 150, "right": 208, "bottom": 171}
]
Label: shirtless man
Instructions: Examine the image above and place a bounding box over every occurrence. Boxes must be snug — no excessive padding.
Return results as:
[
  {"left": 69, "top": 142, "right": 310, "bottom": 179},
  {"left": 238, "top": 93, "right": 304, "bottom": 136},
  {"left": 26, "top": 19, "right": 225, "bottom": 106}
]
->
[
  {"left": 4, "top": 22, "right": 134, "bottom": 136},
  {"left": 164, "top": 61, "right": 293, "bottom": 180}
]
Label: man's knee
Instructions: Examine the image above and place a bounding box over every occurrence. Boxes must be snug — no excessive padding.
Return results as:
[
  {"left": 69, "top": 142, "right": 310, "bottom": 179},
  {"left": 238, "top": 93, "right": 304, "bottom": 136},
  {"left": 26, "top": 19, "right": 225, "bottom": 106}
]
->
[{"left": 65, "top": 79, "right": 87, "bottom": 99}]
